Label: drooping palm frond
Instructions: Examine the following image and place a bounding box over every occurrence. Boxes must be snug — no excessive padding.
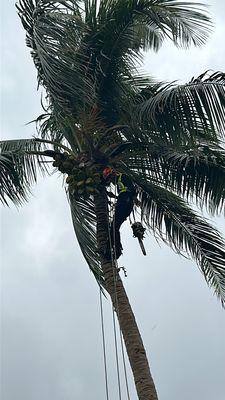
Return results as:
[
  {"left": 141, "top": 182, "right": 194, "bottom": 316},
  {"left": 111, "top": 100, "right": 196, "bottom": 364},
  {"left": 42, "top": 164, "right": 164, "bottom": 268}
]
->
[
  {"left": 137, "top": 72, "right": 225, "bottom": 144},
  {"left": 97, "top": 0, "right": 211, "bottom": 51},
  {"left": 17, "top": 0, "right": 96, "bottom": 114},
  {"left": 69, "top": 193, "right": 104, "bottom": 285},
  {"left": 0, "top": 138, "right": 51, "bottom": 205},
  {"left": 33, "top": 107, "right": 82, "bottom": 153},
  {"left": 122, "top": 169, "right": 225, "bottom": 306},
  {"left": 142, "top": 0, "right": 212, "bottom": 48},
  {"left": 32, "top": 110, "right": 64, "bottom": 144},
  {"left": 0, "top": 153, "right": 26, "bottom": 206},
  {"left": 122, "top": 139, "right": 225, "bottom": 214},
  {"left": 157, "top": 141, "right": 225, "bottom": 214}
]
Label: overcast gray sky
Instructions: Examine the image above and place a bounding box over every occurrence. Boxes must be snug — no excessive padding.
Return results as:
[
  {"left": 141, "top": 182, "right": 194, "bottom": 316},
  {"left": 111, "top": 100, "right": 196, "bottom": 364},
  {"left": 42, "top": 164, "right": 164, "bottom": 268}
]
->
[{"left": 1, "top": 1, "right": 225, "bottom": 400}]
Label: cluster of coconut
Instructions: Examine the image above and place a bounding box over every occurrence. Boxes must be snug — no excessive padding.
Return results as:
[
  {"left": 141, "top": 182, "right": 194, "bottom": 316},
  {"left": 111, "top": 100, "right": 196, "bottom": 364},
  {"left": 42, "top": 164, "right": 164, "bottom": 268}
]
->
[
  {"left": 52, "top": 152, "right": 77, "bottom": 174},
  {"left": 52, "top": 151, "right": 102, "bottom": 199},
  {"left": 66, "top": 167, "right": 102, "bottom": 199}
]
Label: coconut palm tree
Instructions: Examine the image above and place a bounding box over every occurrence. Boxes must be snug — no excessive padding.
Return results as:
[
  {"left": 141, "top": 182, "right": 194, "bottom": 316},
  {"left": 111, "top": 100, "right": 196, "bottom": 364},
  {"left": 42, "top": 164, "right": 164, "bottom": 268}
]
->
[{"left": 1, "top": 1, "right": 225, "bottom": 399}]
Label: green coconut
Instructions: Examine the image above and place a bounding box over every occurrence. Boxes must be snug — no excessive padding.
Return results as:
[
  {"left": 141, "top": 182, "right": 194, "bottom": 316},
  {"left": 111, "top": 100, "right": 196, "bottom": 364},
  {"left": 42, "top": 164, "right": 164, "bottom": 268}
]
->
[
  {"left": 77, "top": 180, "right": 85, "bottom": 188},
  {"left": 85, "top": 177, "right": 93, "bottom": 185},
  {"left": 52, "top": 160, "right": 61, "bottom": 168},
  {"left": 78, "top": 188, "right": 84, "bottom": 195},
  {"left": 86, "top": 186, "right": 95, "bottom": 193},
  {"left": 66, "top": 175, "right": 73, "bottom": 184},
  {"left": 77, "top": 170, "right": 87, "bottom": 180}
]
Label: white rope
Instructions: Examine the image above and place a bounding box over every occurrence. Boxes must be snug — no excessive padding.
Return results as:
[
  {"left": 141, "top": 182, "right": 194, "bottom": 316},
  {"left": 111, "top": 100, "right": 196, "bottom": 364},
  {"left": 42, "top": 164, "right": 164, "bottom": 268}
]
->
[
  {"left": 107, "top": 178, "right": 131, "bottom": 400},
  {"left": 119, "top": 327, "right": 131, "bottom": 400},
  {"left": 112, "top": 303, "right": 122, "bottom": 400},
  {"left": 107, "top": 192, "right": 122, "bottom": 400},
  {"left": 99, "top": 286, "right": 110, "bottom": 400},
  {"left": 97, "top": 192, "right": 111, "bottom": 400}
]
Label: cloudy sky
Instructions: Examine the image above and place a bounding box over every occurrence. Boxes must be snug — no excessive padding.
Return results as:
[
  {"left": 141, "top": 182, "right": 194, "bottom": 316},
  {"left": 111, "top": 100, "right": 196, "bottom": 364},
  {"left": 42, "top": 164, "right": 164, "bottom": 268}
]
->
[{"left": 1, "top": 1, "right": 225, "bottom": 400}]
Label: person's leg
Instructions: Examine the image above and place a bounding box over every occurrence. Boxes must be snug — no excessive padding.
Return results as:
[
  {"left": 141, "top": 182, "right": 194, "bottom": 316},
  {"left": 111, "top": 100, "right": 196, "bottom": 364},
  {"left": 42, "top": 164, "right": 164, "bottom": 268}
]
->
[
  {"left": 114, "top": 193, "right": 134, "bottom": 229},
  {"left": 109, "top": 192, "right": 134, "bottom": 259}
]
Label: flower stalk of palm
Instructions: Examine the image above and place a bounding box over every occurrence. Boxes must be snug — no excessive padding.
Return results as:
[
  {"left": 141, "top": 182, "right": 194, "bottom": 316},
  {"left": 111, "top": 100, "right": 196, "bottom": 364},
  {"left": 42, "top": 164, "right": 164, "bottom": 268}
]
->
[{"left": 1, "top": 1, "right": 225, "bottom": 399}]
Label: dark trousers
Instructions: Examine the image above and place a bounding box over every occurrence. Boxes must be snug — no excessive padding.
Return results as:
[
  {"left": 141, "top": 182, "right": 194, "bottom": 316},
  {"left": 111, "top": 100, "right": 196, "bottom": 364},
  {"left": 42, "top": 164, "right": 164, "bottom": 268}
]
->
[{"left": 107, "top": 192, "right": 134, "bottom": 259}]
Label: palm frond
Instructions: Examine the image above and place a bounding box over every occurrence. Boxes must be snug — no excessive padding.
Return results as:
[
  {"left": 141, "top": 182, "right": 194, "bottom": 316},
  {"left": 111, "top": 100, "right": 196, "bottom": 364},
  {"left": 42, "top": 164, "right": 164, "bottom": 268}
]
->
[
  {"left": 33, "top": 107, "right": 81, "bottom": 153},
  {"left": 0, "top": 138, "right": 51, "bottom": 205},
  {"left": 123, "top": 169, "right": 225, "bottom": 306},
  {"left": 17, "top": 0, "right": 97, "bottom": 114},
  {"left": 132, "top": 21, "right": 164, "bottom": 52},
  {"left": 159, "top": 141, "right": 225, "bottom": 214},
  {"left": 97, "top": 0, "right": 211, "bottom": 51},
  {"left": 0, "top": 153, "right": 27, "bottom": 206},
  {"left": 142, "top": 0, "right": 212, "bottom": 48},
  {"left": 69, "top": 193, "right": 104, "bottom": 285},
  {"left": 138, "top": 72, "right": 225, "bottom": 144},
  {"left": 122, "top": 139, "right": 225, "bottom": 215}
]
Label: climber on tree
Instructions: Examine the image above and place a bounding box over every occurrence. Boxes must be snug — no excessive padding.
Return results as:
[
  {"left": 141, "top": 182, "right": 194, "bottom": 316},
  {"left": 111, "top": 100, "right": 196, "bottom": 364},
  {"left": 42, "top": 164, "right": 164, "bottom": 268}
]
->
[{"left": 103, "top": 167, "right": 136, "bottom": 259}]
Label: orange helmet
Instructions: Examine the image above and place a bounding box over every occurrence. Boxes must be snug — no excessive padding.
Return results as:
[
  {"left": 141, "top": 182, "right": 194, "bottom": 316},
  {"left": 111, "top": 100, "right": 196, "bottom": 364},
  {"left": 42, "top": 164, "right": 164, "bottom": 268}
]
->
[{"left": 103, "top": 167, "right": 115, "bottom": 180}]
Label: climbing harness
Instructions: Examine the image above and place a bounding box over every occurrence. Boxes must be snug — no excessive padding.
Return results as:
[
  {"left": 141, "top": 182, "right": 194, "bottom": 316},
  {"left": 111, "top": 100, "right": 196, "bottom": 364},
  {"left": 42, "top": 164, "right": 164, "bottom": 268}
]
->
[{"left": 131, "top": 222, "right": 147, "bottom": 256}]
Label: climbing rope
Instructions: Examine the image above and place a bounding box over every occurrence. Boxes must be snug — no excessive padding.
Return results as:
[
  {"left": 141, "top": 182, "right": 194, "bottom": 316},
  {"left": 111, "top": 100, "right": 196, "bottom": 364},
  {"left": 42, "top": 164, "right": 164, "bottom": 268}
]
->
[
  {"left": 97, "top": 188, "right": 111, "bottom": 400},
  {"left": 99, "top": 286, "right": 110, "bottom": 400},
  {"left": 107, "top": 178, "right": 131, "bottom": 400},
  {"left": 112, "top": 304, "right": 122, "bottom": 400},
  {"left": 107, "top": 190, "right": 122, "bottom": 400},
  {"left": 119, "top": 327, "right": 131, "bottom": 400}
]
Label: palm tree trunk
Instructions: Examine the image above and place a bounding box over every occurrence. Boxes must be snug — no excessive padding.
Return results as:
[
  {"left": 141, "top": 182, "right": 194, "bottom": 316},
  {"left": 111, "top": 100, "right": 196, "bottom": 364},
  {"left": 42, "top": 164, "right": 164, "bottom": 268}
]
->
[{"left": 94, "top": 189, "right": 158, "bottom": 400}]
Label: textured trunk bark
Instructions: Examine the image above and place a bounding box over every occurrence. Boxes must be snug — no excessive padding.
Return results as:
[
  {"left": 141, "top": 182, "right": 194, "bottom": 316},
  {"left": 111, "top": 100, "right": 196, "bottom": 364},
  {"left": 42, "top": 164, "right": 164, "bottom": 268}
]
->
[{"left": 94, "top": 189, "right": 158, "bottom": 400}]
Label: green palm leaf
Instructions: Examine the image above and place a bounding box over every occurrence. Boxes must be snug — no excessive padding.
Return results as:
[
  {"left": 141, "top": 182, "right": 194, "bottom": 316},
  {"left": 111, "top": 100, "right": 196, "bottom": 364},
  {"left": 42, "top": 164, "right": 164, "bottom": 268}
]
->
[
  {"left": 0, "top": 139, "right": 51, "bottom": 205},
  {"left": 33, "top": 109, "right": 81, "bottom": 152},
  {"left": 125, "top": 170, "right": 225, "bottom": 306},
  {"left": 0, "top": 153, "right": 26, "bottom": 206},
  {"left": 69, "top": 194, "right": 104, "bottom": 285},
  {"left": 137, "top": 72, "right": 225, "bottom": 143},
  {"left": 159, "top": 141, "right": 225, "bottom": 213},
  {"left": 17, "top": 0, "right": 96, "bottom": 114},
  {"left": 97, "top": 0, "right": 211, "bottom": 51},
  {"left": 123, "top": 139, "right": 225, "bottom": 214}
]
